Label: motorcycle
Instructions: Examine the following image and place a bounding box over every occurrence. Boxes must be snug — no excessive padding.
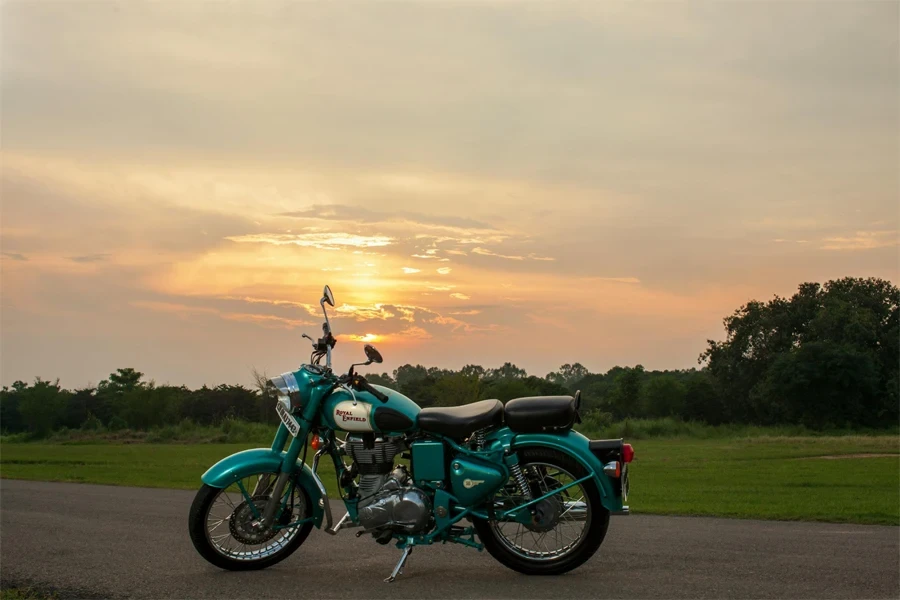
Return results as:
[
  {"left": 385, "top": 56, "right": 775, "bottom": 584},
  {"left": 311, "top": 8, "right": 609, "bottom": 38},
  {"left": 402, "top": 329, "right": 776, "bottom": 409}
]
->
[{"left": 188, "top": 285, "right": 633, "bottom": 582}]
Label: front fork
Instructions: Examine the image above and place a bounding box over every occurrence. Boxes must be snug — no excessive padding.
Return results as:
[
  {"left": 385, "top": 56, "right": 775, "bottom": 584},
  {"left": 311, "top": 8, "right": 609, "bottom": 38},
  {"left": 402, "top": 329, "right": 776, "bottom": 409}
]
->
[{"left": 258, "top": 423, "right": 306, "bottom": 527}]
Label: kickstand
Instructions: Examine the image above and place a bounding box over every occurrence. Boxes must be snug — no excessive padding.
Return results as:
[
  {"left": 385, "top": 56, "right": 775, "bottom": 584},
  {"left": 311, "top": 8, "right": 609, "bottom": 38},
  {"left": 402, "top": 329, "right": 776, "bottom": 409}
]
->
[{"left": 384, "top": 546, "right": 413, "bottom": 583}]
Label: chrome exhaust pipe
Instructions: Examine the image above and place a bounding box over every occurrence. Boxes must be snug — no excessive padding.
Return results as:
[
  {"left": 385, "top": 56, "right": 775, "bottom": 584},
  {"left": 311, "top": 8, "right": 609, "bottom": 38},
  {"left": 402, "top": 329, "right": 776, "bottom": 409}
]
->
[{"left": 561, "top": 500, "right": 589, "bottom": 521}]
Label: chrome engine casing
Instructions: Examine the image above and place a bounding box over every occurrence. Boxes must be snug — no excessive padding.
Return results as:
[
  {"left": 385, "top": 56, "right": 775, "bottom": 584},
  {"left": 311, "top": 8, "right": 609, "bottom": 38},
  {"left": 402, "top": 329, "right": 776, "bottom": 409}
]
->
[
  {"left": 345, "top": 435, "right": 404, "bottom": 504},
  {"left": 357, "top": 465, "right": 432, "bottom": 535},
  {"left": 345, "top": 436, "right": 431, "bottom": 535}
]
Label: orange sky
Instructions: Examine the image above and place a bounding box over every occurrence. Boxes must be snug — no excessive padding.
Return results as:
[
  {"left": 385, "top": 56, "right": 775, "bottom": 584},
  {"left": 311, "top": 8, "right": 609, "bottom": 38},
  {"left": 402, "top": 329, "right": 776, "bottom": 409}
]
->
[{"left": 1, "top": 2, "right": 897, "bottom": 387}]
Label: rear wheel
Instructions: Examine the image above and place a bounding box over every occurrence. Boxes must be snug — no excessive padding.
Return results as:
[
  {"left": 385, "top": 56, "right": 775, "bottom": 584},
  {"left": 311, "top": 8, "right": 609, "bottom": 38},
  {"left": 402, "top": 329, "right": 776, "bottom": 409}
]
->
[
  {"left": 188, "top": 472, "right": 314, "bottom": 571},
  {"left": 473, "top": 448, "right": 610, "bottom": 575}
]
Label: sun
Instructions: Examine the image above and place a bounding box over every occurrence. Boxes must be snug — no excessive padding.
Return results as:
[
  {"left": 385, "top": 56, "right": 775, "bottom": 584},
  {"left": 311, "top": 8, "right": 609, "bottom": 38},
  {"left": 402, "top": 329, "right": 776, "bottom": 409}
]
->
[{"left": 354, "top": 333, "right": 379, "bottom": 343}]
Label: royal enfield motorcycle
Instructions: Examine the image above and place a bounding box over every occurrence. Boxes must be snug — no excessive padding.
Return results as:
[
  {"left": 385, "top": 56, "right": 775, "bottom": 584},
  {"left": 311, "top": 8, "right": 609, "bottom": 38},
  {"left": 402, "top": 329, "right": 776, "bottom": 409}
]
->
[{"left": 189, "top": 286, "right": 633, "bottom": 582}]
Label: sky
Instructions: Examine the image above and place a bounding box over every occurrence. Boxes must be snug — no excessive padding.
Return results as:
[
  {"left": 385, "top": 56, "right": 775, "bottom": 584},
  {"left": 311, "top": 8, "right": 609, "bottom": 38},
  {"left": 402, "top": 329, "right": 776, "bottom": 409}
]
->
[{"left": 1, "top": 2, "right": 898, "bottom": 389}]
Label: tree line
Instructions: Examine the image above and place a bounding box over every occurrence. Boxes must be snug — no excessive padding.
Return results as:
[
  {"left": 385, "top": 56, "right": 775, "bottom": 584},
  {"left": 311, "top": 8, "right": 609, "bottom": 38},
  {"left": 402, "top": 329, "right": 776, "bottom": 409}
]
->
[{"left": 1, "top": 277, "right": 896, "bottom": 436}]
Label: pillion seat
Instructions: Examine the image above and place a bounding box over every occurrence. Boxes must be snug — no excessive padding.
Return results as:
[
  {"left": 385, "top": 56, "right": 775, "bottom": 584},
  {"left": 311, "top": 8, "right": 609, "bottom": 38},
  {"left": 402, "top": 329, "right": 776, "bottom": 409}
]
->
[
  {"left": 504, "top": 395, "right": 578, "bottom": 433},
  {"left": 417, "top": 399, "right": 504, "bottom": 438}
]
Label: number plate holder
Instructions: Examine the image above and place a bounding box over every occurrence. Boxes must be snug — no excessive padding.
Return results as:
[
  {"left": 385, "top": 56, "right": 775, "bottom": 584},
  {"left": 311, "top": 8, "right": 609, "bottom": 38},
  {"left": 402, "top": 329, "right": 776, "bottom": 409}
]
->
[{"left": 276, "top": 399, "right": 302, "bottom": 437}]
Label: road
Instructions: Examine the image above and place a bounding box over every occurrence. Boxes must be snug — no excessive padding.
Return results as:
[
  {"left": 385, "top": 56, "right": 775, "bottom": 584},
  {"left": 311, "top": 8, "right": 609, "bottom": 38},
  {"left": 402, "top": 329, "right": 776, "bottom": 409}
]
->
[{"left": 1, "top": 479, "right": 897, "bottom": 599}]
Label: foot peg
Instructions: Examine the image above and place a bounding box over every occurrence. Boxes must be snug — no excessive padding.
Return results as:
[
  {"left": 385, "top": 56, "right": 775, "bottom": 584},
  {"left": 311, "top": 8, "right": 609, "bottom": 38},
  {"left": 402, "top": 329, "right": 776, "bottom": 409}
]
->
[{"left": 384, "top": 546, "right": 412, "bottom": 583}]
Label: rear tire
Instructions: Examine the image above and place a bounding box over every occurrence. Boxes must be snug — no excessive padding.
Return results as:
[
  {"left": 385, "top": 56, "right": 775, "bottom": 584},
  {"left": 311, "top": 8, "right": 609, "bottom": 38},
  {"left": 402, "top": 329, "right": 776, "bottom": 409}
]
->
[
  {"left": 189, "top": 479, "right": 313, "bottom": 571},
  {"left": 472, "top": 447, "right": 610, "bottom": 575}
]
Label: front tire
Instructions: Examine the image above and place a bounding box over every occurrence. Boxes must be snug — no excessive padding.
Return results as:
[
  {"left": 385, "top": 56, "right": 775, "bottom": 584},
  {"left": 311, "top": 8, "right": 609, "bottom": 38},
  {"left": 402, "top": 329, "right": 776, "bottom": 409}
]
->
[
  {"left": 189, "top": 473, "right": 313, "bottom": 571},
  {"left": 473, "top": 447, "right": 610, "bottom": 576}
]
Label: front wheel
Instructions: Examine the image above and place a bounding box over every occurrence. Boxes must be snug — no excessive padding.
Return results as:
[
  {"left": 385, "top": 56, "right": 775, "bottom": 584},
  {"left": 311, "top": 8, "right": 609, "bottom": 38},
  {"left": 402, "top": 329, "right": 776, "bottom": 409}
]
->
[
  {"left": 188, "top": 472, "right": 314, "bottom": 571},
  {"left": 472, "top": 447, "right": 610, "bottom": 575}
]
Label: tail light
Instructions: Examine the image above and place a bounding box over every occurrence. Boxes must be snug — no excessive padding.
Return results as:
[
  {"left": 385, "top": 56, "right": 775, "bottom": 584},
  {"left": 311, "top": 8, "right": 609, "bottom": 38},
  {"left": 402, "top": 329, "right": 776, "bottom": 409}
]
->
[{"left": 622, "top": 443, "right": 634, "bottom": 463}]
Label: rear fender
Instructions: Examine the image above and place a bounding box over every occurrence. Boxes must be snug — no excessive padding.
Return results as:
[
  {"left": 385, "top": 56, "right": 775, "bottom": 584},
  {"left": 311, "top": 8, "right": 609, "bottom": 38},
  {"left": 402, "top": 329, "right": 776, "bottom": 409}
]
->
[
  {"left": 486, "top": 428, "right": 625, "bottom": 513},
  {"left": 201, "top": 448, "right": 327, "bottom": 528}
]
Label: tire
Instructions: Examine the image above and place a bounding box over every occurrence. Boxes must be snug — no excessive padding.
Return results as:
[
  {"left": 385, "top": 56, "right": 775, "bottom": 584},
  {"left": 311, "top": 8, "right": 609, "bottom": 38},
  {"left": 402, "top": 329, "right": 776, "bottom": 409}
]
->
[
  {"left": 188, "top": 481, "right": 314, "bottom": 571},
  {"left": 472, "top": 447, "right": 610, "bottom": 576}
]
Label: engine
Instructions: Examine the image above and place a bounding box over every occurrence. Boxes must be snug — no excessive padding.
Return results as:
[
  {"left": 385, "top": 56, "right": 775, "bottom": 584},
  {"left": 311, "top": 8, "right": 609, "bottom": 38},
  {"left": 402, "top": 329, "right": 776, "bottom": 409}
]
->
[{"left": 345, "top": 435, "right": 431, "bottom": 536}]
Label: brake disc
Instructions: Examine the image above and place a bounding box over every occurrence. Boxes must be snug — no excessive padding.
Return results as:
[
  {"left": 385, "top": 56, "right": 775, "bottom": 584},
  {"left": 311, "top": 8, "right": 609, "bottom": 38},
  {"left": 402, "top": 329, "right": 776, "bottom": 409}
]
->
[{"left": 228, "top": 495, "right": 280, "bottom": 545}]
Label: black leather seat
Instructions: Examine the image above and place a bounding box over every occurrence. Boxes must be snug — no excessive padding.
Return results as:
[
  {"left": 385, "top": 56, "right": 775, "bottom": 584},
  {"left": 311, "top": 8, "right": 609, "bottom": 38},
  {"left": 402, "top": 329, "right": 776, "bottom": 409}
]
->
[
  {"left": 504, "top": 396, "right": 577, "bottom": 433},
  {"left": 417, "top": 399, "right": 504, "bottom": 438}
]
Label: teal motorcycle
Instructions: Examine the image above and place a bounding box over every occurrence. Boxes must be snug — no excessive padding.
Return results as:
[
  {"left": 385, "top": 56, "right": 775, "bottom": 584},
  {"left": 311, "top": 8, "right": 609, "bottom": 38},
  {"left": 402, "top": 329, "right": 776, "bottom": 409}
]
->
[{"left": 189, "top": 285, "right": 633, "bottom": 582}]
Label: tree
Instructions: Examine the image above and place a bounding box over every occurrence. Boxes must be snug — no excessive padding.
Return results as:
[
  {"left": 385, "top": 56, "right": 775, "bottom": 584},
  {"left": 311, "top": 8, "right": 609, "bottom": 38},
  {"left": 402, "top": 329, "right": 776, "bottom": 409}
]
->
[
  {"left": 606, "top": 366, "right": 645, "bottom": 418},
  {"left": 546, "top": 363, "right": 590, "bottom": 391},
  {"left": 640, "top": 376, "right": 686, "bottom": 418},
  {"left": 701, "top": 277, "right": 899, "bottom": 427},
  {"left": 432, "top": 373, "right": 482, "bottom": 407},
  {"left": 487, "top": 362, "right": 527, "bottom": 380},
  {"left": 393, "top": 365, "right": 430, "bottom": 391},
  {"left": 17, "top": 378, "right": 69, "bottom": 436},
  {"left": 756, "top": 342, "right": 882, "bottom": 428}
]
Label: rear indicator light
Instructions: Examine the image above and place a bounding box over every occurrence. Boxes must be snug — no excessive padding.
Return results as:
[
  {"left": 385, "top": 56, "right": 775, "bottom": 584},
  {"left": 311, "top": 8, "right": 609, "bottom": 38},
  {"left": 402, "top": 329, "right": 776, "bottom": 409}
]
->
[
  {"left": 603, "top": 461, "right": 621, "bottom": 478},
  {"left": 622, "top": 443, "right": 634, "bottom": 463}
]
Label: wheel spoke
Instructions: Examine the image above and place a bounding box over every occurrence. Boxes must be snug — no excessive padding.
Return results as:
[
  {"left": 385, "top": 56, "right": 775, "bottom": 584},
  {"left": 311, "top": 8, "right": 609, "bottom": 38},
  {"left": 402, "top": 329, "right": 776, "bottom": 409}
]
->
[
  {"left": 202, "top": 472, "right": 309, "bottom": 562},
  {"left": 489, "top": 461, "right": 591, "bottom": 561}
]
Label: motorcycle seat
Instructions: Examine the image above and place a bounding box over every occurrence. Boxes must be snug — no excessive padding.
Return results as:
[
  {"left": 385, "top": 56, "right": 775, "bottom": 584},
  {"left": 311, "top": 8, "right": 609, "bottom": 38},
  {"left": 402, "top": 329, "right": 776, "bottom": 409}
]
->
[
  {"left": 504, "top": 395, "right": 577, "bottom": 433},
  {"left": 417, "top": 399, "right": 504, "bottom": 438}
]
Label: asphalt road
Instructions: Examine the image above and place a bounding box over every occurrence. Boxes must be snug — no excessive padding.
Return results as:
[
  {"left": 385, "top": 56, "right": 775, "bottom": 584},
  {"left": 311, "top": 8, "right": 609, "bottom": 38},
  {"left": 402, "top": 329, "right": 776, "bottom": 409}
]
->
[{"left": 1, "top": 480, "right": 898, "bottom": 599}]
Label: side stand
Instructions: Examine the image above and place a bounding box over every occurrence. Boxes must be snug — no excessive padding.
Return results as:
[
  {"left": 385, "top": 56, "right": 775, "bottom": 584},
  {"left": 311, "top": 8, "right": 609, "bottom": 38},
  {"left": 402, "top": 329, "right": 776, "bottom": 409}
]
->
[{"left": 384, "top": 546, "right": 413, "bottom": 583}]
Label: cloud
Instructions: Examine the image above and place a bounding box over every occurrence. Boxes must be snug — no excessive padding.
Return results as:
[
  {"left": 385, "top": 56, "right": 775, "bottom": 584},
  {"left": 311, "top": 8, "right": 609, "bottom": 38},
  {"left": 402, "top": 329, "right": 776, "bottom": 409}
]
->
[
  {"left": 471, "top": 247, "right": 524, "bottom": 261},
  {"left": 1, "top": 252, "right": 28, "bottom": 261},
  {"left": 449, "top": 309, "right": 481, "bottom": 316},
  {"left": 335, "top": 304, "right": 396, "bottom": 321},
  {"left": 68, "top": 253, "right": 111, "bottom": 263},
  {"left": 279, "top": 204, "right": 497, "bottom": 234},
  {"left": 226, "top": 233, "right": 393, "bottom": 250},
  {"left": 591, "top": 277, "right": 641, "bottom": 284},
  {"left": 133, "top": 300, "right": 314, "bottom": 330},
  {"left": 820, "top": 230, "right": 898, "bottom": 251},
  {"left": 342, "top": 333, "right": 380, "bottom": 343},
  {"left": 402, "top": 267, "right": 421, "bottom": 274},
  {"left": 450, "top": 293, "right": 471, "bottom": 300},
  {"left": 437, "top": 267, "right": 452, "bottom": 275}
]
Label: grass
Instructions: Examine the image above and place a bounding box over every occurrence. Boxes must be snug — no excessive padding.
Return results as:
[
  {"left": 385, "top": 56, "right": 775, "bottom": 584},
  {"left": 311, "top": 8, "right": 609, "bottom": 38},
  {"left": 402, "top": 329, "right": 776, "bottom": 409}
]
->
[
  {"left": 4, "top": 417, "right": 896, "bottom": 445},
  {"left": 2, "top": 435, "right": 897, "bottom": 525}
]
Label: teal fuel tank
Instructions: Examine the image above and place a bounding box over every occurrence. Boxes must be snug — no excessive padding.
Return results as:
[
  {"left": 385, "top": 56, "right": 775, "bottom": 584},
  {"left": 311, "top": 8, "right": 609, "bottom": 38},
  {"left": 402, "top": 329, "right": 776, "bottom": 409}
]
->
[{"left": 320, "top": 385, "right": 421, "bottom": 434}]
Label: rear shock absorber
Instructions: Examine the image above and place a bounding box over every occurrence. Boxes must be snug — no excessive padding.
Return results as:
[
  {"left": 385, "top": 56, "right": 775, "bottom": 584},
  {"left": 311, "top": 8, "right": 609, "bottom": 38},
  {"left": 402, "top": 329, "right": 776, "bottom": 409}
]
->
[
  {"left": 510, "top": 461, "right": 532, "bottom": 500},
  {"left": 473, "top": 429, "right": 486, "bottom": 450}
]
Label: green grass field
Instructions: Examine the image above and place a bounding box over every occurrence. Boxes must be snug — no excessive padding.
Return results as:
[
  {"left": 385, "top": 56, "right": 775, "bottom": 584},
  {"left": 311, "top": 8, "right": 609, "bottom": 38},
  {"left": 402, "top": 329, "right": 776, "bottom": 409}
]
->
[{"left": 1, "top": 436, "right": 898, "bottom": 525}]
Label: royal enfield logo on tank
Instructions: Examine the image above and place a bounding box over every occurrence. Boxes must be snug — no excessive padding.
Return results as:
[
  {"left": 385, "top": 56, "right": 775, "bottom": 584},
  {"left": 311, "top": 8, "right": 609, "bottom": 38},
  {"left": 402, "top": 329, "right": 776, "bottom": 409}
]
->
[{"left": 332, "top": 401, "right": 373, "bottom": 431}]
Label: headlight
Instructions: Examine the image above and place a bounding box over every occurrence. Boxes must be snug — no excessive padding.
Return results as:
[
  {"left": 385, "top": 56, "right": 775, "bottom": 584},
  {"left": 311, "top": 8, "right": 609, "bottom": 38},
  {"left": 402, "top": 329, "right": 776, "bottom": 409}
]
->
[{"left": 268, "top": 372, "right": 303, "bottom": 411}]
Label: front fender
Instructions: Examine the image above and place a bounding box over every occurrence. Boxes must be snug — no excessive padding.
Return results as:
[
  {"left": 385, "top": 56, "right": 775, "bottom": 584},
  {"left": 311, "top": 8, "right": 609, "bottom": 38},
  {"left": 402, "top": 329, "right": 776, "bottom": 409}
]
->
[
  {"left": 501, "top": 429, "right": 625, "bottom": 513},
  {"left": 201, "top": 448, "right": 327, "bottom": 528}
]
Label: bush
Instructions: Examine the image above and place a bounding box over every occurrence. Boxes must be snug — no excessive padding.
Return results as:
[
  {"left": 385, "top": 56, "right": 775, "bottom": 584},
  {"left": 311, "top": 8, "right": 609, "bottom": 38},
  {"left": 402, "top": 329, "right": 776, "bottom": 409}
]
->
[
  {"left": 108, "top": 416, "right": 128, "bottom": 431},
  {"left": 81, "top": 413, "right": 103, "bottom": 431}
]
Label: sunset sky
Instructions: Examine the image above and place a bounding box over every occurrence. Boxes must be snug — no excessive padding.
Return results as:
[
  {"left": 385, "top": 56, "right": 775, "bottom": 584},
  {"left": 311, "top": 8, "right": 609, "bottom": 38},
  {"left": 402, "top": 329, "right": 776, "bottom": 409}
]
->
[{"left": 2, "top": 2, "right": 897, "bottom": 388}]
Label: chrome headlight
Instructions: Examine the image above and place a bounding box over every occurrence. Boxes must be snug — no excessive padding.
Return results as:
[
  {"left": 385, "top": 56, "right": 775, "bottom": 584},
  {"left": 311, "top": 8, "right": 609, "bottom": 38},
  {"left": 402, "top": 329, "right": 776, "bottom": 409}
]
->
[{"left": 268, "top": 372, "right": 303, "bottom": 411}]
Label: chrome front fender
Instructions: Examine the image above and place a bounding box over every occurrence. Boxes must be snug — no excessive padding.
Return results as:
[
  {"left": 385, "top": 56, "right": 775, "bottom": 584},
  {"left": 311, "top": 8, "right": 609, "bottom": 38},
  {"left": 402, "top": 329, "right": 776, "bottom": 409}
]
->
[{"left": 200, "top": 448, "right": 329, "bottom": 529}]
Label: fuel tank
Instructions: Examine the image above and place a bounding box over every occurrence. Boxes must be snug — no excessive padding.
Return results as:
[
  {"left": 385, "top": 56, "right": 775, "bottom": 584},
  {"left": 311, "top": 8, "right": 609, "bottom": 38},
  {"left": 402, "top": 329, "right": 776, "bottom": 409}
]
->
[{"left": 320, "top": 385, "right": 421, "bottom": 434}]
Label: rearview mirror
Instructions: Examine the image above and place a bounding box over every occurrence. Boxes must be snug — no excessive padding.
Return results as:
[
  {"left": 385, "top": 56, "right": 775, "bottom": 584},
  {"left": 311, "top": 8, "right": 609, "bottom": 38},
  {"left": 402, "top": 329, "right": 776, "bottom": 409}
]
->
[
  {"left": 364, "top": 344, "right": 383, "bottom": 364},
  {"left": 322, "top": 285, "right": 335, "bottom": 307}
]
